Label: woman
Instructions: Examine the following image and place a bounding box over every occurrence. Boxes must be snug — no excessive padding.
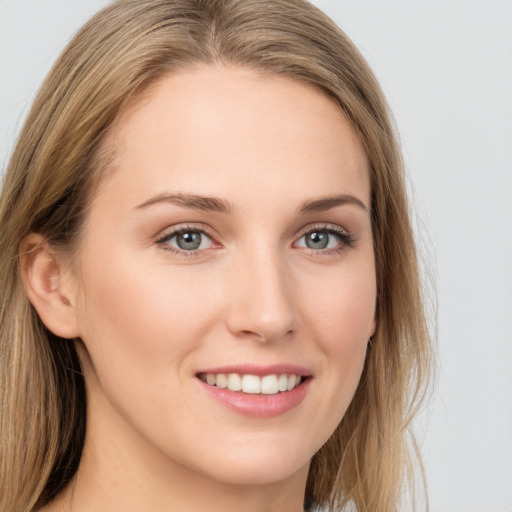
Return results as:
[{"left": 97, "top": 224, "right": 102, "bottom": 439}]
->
[{"left": 0, "top": 1, "right": 432, "bottom": 511}]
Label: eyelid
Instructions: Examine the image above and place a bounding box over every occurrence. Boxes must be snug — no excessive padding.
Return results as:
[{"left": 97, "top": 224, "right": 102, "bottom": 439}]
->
[
  {"left": 154, "top": 222, "right": 356, "bottom": 257},
  {"left": 155, "top": 223, "right": 221, "bottom": 255},
  {"left": 293, "top": 223, "right": 356, "bottom": 252}
]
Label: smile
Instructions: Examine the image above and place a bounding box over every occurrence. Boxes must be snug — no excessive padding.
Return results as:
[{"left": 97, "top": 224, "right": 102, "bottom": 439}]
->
[
  {"left": 198, "top": 373, "right": 303, "bottom": 395},
  {"left": 196, "top": 364, "right": 312, "bottom": 417}
]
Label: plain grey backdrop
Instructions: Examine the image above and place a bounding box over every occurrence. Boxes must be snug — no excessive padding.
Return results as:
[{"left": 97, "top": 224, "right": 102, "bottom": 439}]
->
[{"left": 1, "top": 1, "right": 511, "bottom": 511}]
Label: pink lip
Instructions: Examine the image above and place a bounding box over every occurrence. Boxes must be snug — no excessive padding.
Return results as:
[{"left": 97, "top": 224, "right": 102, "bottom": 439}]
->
[
  {"left": 197, "top": 363, "right": 311, "bottom": 377},
  {"left": 196, "top": 364, "right": 312, "bottom": 419}
]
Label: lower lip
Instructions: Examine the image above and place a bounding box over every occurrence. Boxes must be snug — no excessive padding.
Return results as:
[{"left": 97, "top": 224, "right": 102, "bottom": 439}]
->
[{"left": 198, "top": 378, "right": 311, "bottom": 418}]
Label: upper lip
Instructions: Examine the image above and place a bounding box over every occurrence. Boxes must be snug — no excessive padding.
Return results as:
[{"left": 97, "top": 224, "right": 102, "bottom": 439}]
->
[{"left": 196, "top": 364, "right": 312, "bottom": 377}]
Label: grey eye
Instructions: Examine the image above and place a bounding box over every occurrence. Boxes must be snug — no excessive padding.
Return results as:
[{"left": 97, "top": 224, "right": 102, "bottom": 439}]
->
[
  {"left": 295, "top": 227, "right": 350, "bottom": 252},
  {"left": 305, "top": 231, "right": 329, "bottom": 249},
  {"left": 161, "top": 229, "right": 214, "bottom": 252},
  {"left": 176, "top": 231, "right": 203, "bottom": 250}
]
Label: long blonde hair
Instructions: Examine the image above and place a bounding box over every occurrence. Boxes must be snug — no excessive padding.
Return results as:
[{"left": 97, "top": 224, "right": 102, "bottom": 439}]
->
[{"left": 0, "top": 1, "right": 432, "bottom": 511}]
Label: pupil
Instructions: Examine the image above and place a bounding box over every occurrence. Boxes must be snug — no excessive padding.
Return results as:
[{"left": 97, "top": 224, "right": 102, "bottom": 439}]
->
[
  {"left": 177, "top": 231, "right": 201, "bottom": 250},
  {"left": 306, "top": 231, "right": 328, "bottom": 249}
]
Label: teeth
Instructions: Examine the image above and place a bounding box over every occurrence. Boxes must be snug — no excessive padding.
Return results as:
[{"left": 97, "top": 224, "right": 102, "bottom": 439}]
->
[
  {"left": 242, "top": 374, "right": 260, "bottom": 394},
  {"left": 278, "top": 374, "right": 288, "bottom": 392},
  {"left": 227, "top": 373, "right": 242, "bottom": 391},
  {"left": 216, "top": 373, "right": 227, "bottom": 389},
  {"left": 201, "top": 373, "right": 303, "bottom": 394},
  {"left": 286, "top": 374, "right": 297, "bottom": 391},
  {"left": 261, "top": 375, "right": 279, "bottom": 395}
]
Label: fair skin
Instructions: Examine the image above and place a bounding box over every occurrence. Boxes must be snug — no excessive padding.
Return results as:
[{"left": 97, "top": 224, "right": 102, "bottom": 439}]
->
[{"left": 27, "top": 65, "right": 376, "bottom": 512}]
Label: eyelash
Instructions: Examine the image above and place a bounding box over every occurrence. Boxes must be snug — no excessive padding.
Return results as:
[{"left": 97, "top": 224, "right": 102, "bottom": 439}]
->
[
  {"left": 156, "top": 223, "right": 356, "bottom": 257},
  {"left": 295, "top": 224, "right": 356, "bottom": 256},
  {"left": 156, "top": 224, "right": 219, "bottom": 257}
]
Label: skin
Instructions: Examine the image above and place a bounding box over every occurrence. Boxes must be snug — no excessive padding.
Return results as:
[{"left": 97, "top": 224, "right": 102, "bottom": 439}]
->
[{"left": 33, "top": 65, "right": 376, "bottom": 512}]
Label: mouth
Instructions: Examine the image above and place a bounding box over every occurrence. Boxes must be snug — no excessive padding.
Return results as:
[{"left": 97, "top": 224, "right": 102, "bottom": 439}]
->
[
  {"left": 197, "top": 372, "right": 306, "bottom": 395},
  {"left": 195, "top": 365, "right": 312, "bottom": 418}
]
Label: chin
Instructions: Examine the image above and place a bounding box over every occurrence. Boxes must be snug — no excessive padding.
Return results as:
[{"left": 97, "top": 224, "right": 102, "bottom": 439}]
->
[
  {"left": 183, "top": 434, "right": 313, "bottom": 487},
  {"left": 201, "top": 457, "right": 310, "bottom": 487}
]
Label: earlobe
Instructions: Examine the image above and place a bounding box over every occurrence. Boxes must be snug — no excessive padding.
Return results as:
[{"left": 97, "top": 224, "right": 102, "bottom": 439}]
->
[{"left": 20, "top": 233, "right": 81, "bottom": 339}]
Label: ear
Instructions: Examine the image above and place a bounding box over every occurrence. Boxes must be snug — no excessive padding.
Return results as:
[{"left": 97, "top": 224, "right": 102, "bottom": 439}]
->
[{"left": 20, "top": 233, "right": 81, "bottom": 339}]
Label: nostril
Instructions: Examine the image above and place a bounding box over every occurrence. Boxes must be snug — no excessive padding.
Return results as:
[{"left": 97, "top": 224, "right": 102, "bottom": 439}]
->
[
  {"left": 237, "top": 329, "right": 294, "bottom": 344},
  {"left": 241, "top": 330, "right": 267, "bottom": 343}
]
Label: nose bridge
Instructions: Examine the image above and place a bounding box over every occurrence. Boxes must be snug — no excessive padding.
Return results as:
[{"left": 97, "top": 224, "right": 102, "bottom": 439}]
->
[{"left": 226, "top": 240, "right": 296, "bottom": 342}]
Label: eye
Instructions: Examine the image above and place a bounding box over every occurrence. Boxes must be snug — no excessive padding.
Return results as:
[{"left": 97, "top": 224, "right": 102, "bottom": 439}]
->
[
  {"left": 294, "top": 225, "right": 355, "bottom": 252},
  {"left": 157, "top": 227, "right": 215, "bottom": 253}
]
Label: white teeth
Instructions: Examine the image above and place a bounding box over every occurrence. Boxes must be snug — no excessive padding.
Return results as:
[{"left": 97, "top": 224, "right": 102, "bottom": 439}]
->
[
  {"left": 261, "top": 375, "right": 279, "bottom": 395},
  {"left": 227, "top": 373, "right": 242, "bottom": 391},
  {"left": 201, "top": 373, "right": 303, "bottom": 394},
  {"left": 216, "top": 374, "right": 227, "bottom": 389},
  {"left": 286, "top": 374, "right": 297, "bottom": 391},
  {"left": 278, "top": 374, "right": 288, "bottom": 392},
  {"left": 242, "top": 374, "right": 261, "bottom": 394}
]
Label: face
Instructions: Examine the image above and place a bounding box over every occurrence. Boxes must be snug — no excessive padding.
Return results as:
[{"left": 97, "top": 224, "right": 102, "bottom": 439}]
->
[{"left": 71, "top": 65, "right": 376, "bottom": 488}]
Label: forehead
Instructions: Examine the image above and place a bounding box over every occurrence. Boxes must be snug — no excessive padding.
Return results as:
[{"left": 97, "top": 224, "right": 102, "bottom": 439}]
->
[{"left": 96, "top": 64, "right": 369, "bottom": 211}]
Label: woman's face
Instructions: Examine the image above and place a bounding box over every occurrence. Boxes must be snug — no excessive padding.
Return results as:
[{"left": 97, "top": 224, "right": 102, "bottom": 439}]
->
[{"left": 71, "top": 65, "right": 376, "bottom": 488}]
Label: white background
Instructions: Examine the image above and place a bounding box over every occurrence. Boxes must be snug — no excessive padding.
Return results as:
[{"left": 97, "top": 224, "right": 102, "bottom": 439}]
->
[{"left": 1, "top": 1, "right": 511, "bottom": 511}]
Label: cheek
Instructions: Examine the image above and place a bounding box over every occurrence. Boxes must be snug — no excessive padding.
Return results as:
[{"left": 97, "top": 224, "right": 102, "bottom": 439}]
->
[
  {"left": 302, "top": 259, "right": 376, "bottom": 342},
  {"left": 299, "top": 260, "right": 375, "bottom": 419},
  {"left": 75, "top": 250, "right": 222, "bottom": 380},
  {"left": 74, "top": 251, "right": 229, "bottom": 453}
]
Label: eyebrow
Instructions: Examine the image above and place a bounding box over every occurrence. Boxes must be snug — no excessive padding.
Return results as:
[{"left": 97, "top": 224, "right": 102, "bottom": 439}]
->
[
  {"left": 135, "top": 192, "right": 368, "bottom": 215},
  {"left": 135, "top": 193, "right": 234, "bottom": 213},
  {"left": 298, "top": 194, "right": 368, "bottom": 214}
]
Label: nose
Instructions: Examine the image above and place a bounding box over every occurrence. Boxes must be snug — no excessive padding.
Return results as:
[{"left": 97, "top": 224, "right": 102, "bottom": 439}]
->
[{"left": 224, "top": 247, "right": 297, "bottom": 344}]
